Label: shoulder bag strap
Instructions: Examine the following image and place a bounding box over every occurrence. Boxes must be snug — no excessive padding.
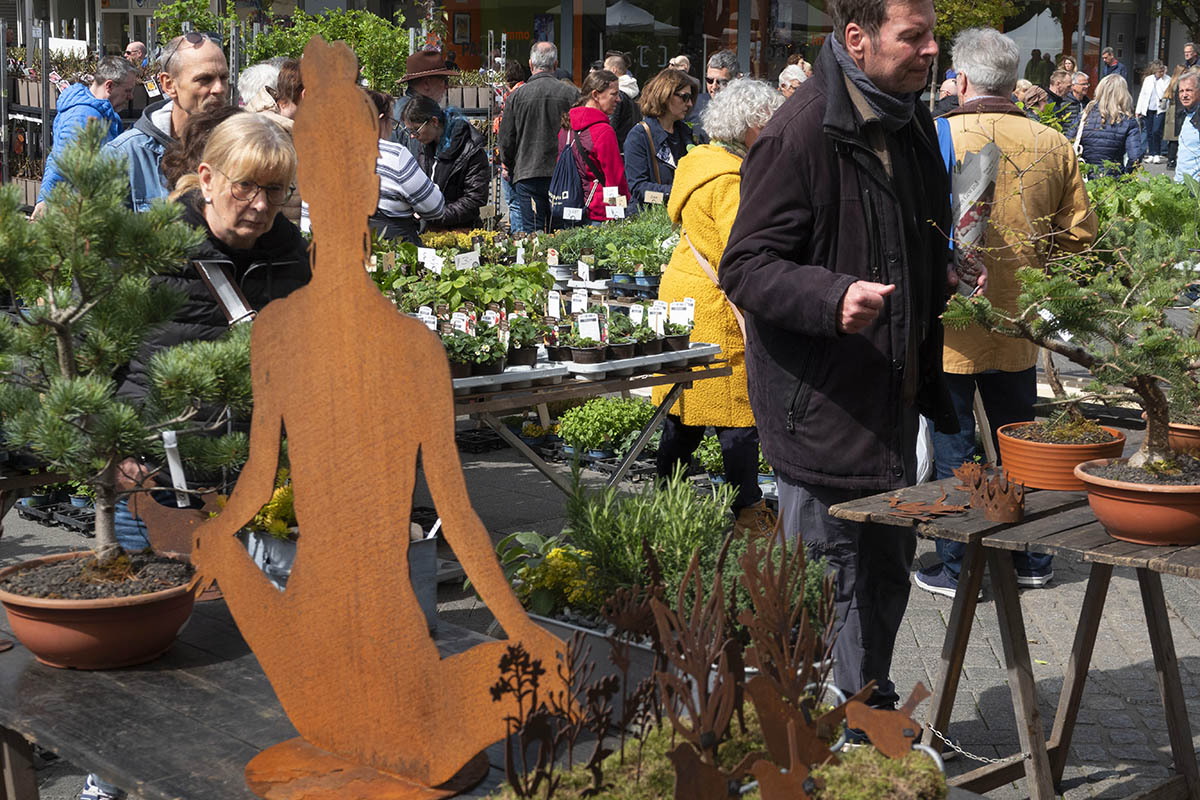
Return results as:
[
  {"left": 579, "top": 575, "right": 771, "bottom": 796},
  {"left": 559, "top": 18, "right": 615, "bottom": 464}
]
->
[
  {"left": 641, "top": 121, "right": 662, "bottom": 185},
  {"left": 683, "top": 230, "right": 745, "bottom": 341},
  {"left": 572, "top": 124, "right": 605, "bottom": 209},
  {"left": 1073, "top": 107, "right": 1088, "bottom": 156}
]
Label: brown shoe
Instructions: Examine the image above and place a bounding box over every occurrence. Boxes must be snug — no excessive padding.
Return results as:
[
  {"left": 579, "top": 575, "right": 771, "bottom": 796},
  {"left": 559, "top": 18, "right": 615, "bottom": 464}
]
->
[{"left": 735, "top": 500, "right": 777, "bottom": 536}]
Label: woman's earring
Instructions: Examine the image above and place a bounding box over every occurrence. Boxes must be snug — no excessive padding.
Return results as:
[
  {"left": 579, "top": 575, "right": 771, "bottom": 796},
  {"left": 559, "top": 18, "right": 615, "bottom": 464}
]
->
[{"left": 204, "top": 196, "right": 213, "bottom": 204}]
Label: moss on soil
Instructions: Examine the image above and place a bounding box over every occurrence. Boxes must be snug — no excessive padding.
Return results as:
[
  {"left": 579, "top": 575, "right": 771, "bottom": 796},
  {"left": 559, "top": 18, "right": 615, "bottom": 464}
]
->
[
  {"left": 1084, "top": 452, "right": 1200, "bottom": 485},
  {"left": 1003, "top": 417, "right": 1116, "bottom": 445},
  {"left": 813, "top": 748, "right": 947, "bottom": 800}
]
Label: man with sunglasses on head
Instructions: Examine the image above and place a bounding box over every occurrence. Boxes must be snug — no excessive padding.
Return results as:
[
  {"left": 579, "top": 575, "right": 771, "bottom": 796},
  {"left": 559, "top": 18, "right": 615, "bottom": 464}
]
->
[
  {"left": 105, "top": 32, "right": 230, "bottom": 212},
  {"left": 687, "top": 49, "right": 740, "bottom": 143}
]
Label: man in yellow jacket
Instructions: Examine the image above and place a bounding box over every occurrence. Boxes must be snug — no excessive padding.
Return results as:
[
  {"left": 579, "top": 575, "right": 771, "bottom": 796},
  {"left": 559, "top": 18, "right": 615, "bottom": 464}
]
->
[{"left": 914, "top": 28, "right": 1096, "bottom": 599}]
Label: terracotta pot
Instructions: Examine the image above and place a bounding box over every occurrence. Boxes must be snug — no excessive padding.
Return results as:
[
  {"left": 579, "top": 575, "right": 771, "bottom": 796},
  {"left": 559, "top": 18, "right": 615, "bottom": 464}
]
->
[
  {"left": 996, "top": 422, "right": 1126, "bottom": 491},
  {"left": 1169, "top": 421, "right": 1200, "bottom": 453},
  {"left": 0, "top": 551, "right": 197, "bottom": 669},
  {"left": 1074, "top": 458, "right": 1200, "bottom": 545}
]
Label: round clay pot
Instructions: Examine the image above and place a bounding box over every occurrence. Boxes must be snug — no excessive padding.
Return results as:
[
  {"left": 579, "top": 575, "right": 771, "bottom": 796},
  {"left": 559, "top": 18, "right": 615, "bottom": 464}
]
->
[
  {"left": 571, "top": 346, "right": 606, "bottom": 364},
  {"left": 448, "top": 361, "right": 471, "bottom": 379},
  {"left": 471, "top": 358, "right": 507, "bottom": 376},
  {"left": 636, "top": 337, "right": 664, "bottom": 356},
  {"left": 663, "top": 334, "right": 691, "bottom": 352},
  {"left": 0, "top": 551, "right": 197, "bottom": 669},
  {"left": 506, "top": 346, "right": 537, "bottom": 367},
  {"left": 996, "top": 422, "right": 1126, "bottom": 491},
  {"left": 1074, "top": 458, "right": 1200, "bottom": 545},
  {"left": 1169, "top": 421, "right": 1200, "bottom": 453},
  {"left": 605, "top": 342, "right": 636, "bottom": 360}
]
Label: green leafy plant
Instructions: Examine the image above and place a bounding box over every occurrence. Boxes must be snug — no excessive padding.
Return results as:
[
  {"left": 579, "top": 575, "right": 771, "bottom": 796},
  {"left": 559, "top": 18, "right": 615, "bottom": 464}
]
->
[
  {"left": 152, "top": 0, "right": 238, "bottom": 45},
  {"left": 472, "top": 322, "right": 506, "bottom": 365},
  {"left": 507, "top": 315, "right": 549, "bottom": 351},
  {"left": 696, "top": 435, "right": 723, "bottom": 474},
  {"left": 248, "top": 467, "right": 297, "bottom": 540},
  {"left": 441, "top": 330, "right": 476, "bottom": 365},
  {"left": 663, "top": 321, "right": 691, "bottom": 336},
  {"left": 558, "top": 397, "right": 655, "bottom": 453}
]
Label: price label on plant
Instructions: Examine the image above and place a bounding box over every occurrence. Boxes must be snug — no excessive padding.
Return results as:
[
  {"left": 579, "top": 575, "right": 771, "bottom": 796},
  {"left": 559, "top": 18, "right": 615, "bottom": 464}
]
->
[
  {"left": 577, "top": 313, "right": 601, "bottom": 342},
  {"left": 547, "top": 290, "right": 561, "bottom": 319},
  {"left": 455, "top": 250, "right": 480, "bottom": 270},
  {"left": 451, "top": 312, "right": 470, "bottom": 333},
  {"left": 547, "top": 248, "right": 559, "bottom": 266},
  {"left": 605, "top": 205, "right": 626, "bottom": 219},
  {"left": 428, "top": 254, "right": 444, "bottom": 275},
  {"left": 684, "top": 297, "right": 696, "bottom": 325},
  {"left": 603, "top": 185, "right": 620, "bottom": 203},
  {"left": 417, "top": 247, "right": 435, "bottom": 266},
  {"left": 644, "top": 190, "right": 665, "bottom": 205},
  {"left": 366, "top": 254, "right": 378, "bottom": 273},
  {"left": 479, "top": 205, "right": 496, "bottom": 220},
  {"left": 516, "top": 246, "right": 525, "bottom": 265},
  {"left": 418, "top": 305, "right": 433, "bottom": 316},
  {"left": 563, "top": 207, "right": 583, "bottom": 221},
  {"left": 571, "top": 289, "right": 588, "bottom": 314},
  {"left": 577, "top": 260, "right": 590, "bottom": 282},
  {"left": 629, "top": 304, "right": 645, "bottom": 326},
  {"left": 144, "top": 78, "right": 162, "bottom": 97},
  {"left": 669, "top": 301, "right": 690, "bottom": 327},
  {"left": 418, "top": 313, "right": 438, "bottom": 331},
  {"left": 652, "top": 300, "right": 669, "bottom": 316}
]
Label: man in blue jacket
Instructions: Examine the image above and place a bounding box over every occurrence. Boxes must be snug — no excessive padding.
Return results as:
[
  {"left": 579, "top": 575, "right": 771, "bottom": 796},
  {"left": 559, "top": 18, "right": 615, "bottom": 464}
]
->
[
  {"left": 105, "top": 33, "right": 229, "bottom": 211},
  {"left": 34, "top": 56, "right": 136, "bottom": 214}
]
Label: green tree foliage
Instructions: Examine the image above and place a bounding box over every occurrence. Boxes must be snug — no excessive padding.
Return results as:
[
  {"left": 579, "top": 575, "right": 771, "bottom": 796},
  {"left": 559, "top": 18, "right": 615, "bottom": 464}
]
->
[
  {"left": 152, "top": 0, "right": 239, "bottom": 46},
  {"left": 0, "top": 123, "right": 252, "bottom": 561},
  {"left": 934, "top": 0, "right": 1019, "bottom": 42},
  {"left": 244, "top": 9, "right": 411, "bottom": 91}
]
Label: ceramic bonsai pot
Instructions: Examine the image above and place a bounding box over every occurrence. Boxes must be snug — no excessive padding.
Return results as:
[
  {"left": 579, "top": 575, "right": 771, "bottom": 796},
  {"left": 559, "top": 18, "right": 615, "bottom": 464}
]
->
[
  {"left": 996, "top": 422, "right": 1126, "bottom": 491},
  {"left": 0, "top": 551, "right": 198, "bottom": 669},
  {"left": 1169, "top": 421, "right": 1200, "bottom": 454},
  {"left": 1074, "top": 458, "right": 1200, "bottom": 545}
]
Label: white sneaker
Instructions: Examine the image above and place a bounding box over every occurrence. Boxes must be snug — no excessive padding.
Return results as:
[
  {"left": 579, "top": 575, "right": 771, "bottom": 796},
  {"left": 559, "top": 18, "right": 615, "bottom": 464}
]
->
[{"left": 80, "top": 774, "right": 124, "bottom": 800}]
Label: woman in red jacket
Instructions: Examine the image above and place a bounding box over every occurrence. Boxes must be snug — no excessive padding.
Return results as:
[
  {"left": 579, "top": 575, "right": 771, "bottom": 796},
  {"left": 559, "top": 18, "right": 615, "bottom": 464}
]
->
[{"left": 558, "top": 69, "right": 631, "bottom": 223}]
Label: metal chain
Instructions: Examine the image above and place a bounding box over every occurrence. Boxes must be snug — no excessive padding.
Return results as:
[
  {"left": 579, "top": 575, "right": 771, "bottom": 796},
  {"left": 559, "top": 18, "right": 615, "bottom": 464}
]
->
[{"left": 924, "top": 723, "right": 1031, "bottom": 765}]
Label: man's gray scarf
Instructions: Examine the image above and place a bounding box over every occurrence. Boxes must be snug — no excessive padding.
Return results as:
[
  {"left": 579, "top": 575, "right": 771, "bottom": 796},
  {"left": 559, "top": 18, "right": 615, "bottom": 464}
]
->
[{"left": 830, "top": 36, "right": 917, "bottom": 132}]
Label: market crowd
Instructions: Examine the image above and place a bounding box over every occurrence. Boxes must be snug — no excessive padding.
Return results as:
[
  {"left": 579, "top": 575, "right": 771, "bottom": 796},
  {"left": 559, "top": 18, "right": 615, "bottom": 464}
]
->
[{"left": 33, "top": 3, "right": 1200, "bottom": 794}]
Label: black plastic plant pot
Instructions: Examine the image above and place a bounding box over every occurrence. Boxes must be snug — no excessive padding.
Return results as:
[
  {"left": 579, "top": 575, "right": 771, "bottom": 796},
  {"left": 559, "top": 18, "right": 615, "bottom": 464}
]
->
[
  {"left": 471, "top": 358, "right": 507, "bottom": 376},
  {"left": 571, "top": 346, "right": 607, "bottom": 364},
  {"left": 605, "top": 342, "right": 636, "bottom": 360},
  {"left": 545, "top": 345, "right": 569, "bottom": 362},
  {"left": 636, "top": 337, "right": 664, "bottom": 356},
  {"left": 448, "top": 361, "right": 472, "bottom": 379},
  {"left": 663, "top": 334, "right": 690, "bottom": 352},
  {"left": 507, "top": 346, "right": 538, "bottom": 367}
]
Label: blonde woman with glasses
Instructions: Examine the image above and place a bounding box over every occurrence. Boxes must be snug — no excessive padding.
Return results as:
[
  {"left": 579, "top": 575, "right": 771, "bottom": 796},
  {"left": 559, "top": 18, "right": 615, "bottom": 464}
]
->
[{"left": 1075, "top": 73, "right": 1146, "bottom": 176}]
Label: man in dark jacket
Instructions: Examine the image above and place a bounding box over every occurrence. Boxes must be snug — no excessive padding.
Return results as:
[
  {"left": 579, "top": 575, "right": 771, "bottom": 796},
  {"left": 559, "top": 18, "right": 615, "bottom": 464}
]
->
[
  {"left": 719, "top": 0, "right": 969, "bottom": 718},
  {"left": 498, "top": 41, "right": 578, "bottom": 233},
  {"left": 604, "top": 53, "right": 640, "bottom": 151}
]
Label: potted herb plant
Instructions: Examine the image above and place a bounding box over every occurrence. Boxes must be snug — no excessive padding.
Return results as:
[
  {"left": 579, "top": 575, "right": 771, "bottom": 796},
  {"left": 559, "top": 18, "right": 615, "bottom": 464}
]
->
[
  {"left": 633, "top": 323, "right": 663, "bottom": 356},
  {"left": 0, "top": 126, "right": 252, "bottom": 668},
  {"left": 558, "top": 397, "right": 655, "bottom": 458}
]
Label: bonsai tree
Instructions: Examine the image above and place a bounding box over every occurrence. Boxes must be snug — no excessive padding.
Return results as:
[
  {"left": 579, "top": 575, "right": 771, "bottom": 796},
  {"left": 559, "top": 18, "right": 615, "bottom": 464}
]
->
[
  {"left": 943, "top": 173, "right": 1200, "bottom": 469},
  {"left": 0, "top": 124, "right": 253, "bottom": 565}
]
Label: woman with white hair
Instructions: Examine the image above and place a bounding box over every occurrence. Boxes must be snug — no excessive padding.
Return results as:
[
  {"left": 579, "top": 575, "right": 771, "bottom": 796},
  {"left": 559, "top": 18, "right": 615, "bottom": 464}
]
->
[
  {"left": 777, "top": 64, "right": 807, "bottom": 98},
  {"left": 1076, "top": 73, "right": 1145, "bottom": 175},
  {"left": 653, "top": 78, "right": 783, "bottom": 535}
]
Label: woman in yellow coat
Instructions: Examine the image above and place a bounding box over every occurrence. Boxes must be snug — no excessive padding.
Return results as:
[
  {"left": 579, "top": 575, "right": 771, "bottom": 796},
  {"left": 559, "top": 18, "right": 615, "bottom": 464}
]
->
[{"left": 652, "top": 78, "right": 783, "bottom": 533}]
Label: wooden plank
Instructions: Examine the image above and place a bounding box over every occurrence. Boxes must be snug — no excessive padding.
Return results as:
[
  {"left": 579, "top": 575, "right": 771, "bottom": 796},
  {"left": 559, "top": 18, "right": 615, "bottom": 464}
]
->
[
  {"left": 1048, "top": 563, "right": 1112, "bottom": 783},
  {"left": 1149, "top": 546, "right": 1200, "bottom": 580},
  {"left": 986, "top": 549, "right": 1056, "bottom": 799},
  {"left": 1028, "top": 523, "right": 1116, "bottom": 558},
  {"left": 1137, "top": 570, "right": 1200, "bottom": 796},
  {"left": 1084, "top": 539, "right": 1194, "bottom": 570},
  {"left": 980, "top": 505, "right": 1098, "bottom": 553},
  {"left": 0, "top": 726, "right": 37, "bottom": 800},
  {"left": 921, "top": 541, "right": 985, "bottom": 751}
]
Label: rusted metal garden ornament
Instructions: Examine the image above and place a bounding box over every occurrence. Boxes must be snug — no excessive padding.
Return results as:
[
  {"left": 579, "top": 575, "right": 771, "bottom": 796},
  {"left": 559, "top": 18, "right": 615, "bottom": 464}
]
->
[
  {"left": 189, "top": 36, "right": 567, "bottom": 799},
  {"left": 954, "top": 462, "right": 1025, "bottom": 522}
]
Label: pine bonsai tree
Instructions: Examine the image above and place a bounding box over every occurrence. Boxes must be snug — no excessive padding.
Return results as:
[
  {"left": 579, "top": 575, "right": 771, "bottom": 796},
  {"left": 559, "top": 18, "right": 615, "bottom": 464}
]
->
[
  {"left": 0, "top": 123, "right": 253, "bottom": 565},
  {"left": 943, "top": 173, "right": 1200, "bottom": 469}
]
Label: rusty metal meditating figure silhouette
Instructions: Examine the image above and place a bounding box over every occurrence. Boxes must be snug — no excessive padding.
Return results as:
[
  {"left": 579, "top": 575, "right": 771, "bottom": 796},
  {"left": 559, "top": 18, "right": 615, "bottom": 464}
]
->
[{"left": 191, "top": 37, "right": 567, "bottom": 797}]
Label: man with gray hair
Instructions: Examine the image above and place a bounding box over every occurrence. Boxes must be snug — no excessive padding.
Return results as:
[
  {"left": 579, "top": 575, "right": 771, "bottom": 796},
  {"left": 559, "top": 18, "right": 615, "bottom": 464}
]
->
[
  {"left": 1172, "top": 69, "right": 1200, "bottom": 182},
  {"left": 1062, "top": 70, "right": 1090, "bottom": 135},
  {"left": 690, "top": 49, "right": 741, "bottom": 139},
  {"left": 498, "top": 41, "right": 577, "bottom": 232},
  {"left": 34, "top": 55, "right": 137, "bottom": 214},
  {"left": 916, "top": 27, "right": 1095, "bottom": 597},
  {"left": 105, "top": 32, "right": 229, "bottom": 211}
]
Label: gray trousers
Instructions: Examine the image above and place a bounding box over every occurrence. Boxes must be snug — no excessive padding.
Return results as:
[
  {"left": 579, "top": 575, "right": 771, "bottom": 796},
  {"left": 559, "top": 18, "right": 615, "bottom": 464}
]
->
[{"left": 779, "top": 476, "right": 916, "bottom": 709}]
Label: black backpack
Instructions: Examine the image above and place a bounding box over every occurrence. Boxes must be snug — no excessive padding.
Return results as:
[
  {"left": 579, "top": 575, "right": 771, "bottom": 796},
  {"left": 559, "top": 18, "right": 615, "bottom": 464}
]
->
[{"left": 548, "top": 121, "right": 605, "bottom": 231}]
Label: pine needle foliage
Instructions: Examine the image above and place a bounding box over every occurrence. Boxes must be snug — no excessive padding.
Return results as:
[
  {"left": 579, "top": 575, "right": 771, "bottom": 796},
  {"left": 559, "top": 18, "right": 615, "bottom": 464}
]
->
[{"left": 0, "top": 123, "right": 252, "bottom": 562}]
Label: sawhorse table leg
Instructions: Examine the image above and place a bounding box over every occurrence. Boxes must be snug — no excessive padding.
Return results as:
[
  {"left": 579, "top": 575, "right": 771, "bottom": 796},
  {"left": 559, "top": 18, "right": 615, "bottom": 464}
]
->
[{"left": 0, "top": 726, "right": 37, "bottom": 800}]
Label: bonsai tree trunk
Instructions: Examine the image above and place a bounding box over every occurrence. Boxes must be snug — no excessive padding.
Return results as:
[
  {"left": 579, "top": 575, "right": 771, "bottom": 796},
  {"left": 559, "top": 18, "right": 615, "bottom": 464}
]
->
[
  {"left": 91, "top": 461, "right": 122, "bottom": 564},
  {"left": 1130, "top": 377, "right": 1173, "bottom": 468}
]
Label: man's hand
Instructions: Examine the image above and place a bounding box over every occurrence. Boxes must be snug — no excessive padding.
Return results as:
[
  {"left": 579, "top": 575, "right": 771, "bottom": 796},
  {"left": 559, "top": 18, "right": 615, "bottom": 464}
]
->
[
  {"left": 947, "top": 259, "right": 988, "bottom": 297},
  {"left": 115, "top": 457, "right": 152, "bottom": 492},
  {"left": 837, "top": 281, "right": 895, "bottom": 334},
  {"left": 29, "top": 201, "right": 46, "bottom": 220}
]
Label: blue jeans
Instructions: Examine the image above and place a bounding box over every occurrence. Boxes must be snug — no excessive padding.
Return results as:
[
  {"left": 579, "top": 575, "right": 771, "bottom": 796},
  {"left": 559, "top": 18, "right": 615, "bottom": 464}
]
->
[
  {"left": 502, "top": 174, "right": 523, "bottom": 233},
  {"left": 112, "top": 497, "right": 150, "bottom": 551},
  {"left": 931, "top": 368, "right": 1051, "bottom": 576},
  {"left": 1144, "top": 111, "right": 1165, "bottom": 156},
  {"left": 514, "top": 177, "right": 551, "bottom": 234}
]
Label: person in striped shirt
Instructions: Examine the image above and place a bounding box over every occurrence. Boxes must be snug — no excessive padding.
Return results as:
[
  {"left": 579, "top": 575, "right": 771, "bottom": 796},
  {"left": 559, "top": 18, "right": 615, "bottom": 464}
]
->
[{"left": 366, "top": 89, "right": 445, "bottom": 244}]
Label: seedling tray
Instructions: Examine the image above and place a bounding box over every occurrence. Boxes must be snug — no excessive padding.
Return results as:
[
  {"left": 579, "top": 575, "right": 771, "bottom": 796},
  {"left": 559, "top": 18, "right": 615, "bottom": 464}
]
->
[
  {"left": 52, "top": 506, "right": 95, "bottom": 536},
  {"left": 564, "top": 342, "right": 720, "bottom": 381},
  {"left": 454, "top": 429, "right": 509, "bottom": 454}
]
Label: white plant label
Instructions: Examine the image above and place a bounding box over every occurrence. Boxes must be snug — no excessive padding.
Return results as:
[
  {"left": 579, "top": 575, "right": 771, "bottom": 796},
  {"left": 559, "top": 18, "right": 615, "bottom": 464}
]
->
[
  {"left": 603, "top": 185, "right": 620, "bottom": 203},
  {"left": 160, "top": 430, "right": 191, "bottom": 508},
  {"left": 417, "top": 247, "right": 435, "bottom": 266},
  {"left": 571, "top": 289, "right": 588, "bottom": 314},
  {"left": 455, "top": 250, "right": 480, "bottom": 270},
  {"left": 451, "top": 312, "right": 470, "bottom": 333},
  {"left": 563, "top": 207, "right": 583, "bottom": 221},
  {"left": 516, "top": 246, "right": 525, "bottom": 264},
  {"left": 1037, "top": 308, "right": 1073, "bottom": 342},
  {"left": 605, "top": 205, "right": 626, "bottom": 219},
  {"left": 644, "top": 190, "right": 665, "bottom": 205},
  {"left": 577, "top": 260, "right": 590, "bottom": 282},
  {"left": 482, "top": 309, "right": 500, "bottom": 327},
  {"left": 652, "top": 300, "right": 669, "bottom": 317},
  {"left": 418, "top": 313, "right": 438, "bottom": 331},
  {"left": 648, "top": 307, "right": 665, "bottom": 335},
  {"left": 547, "top": 290, "right": 561, "bottom": 320},
  {"left": 629, "top": 304, "right": 645, "bottom": 326},
  {"left": 547, "top": 248, "right": 559, "bottom": 266},
  {"left": 366, "top": 254, "right": 378, "bottom": 273},
  {"left": 577, "top": 313, "right": 601, "bottom": 342},
  {"left": 669, "top": 301, "right": 690, "bottom": 327},
  {"left": 428, "top": 254, "right": 444, "bottom": 275},
  {"left": 418, "top": 305, "right": 433, "bottom": 316},
  {"left": 684, "top": 297, "right": 696, "bottom": 325}
]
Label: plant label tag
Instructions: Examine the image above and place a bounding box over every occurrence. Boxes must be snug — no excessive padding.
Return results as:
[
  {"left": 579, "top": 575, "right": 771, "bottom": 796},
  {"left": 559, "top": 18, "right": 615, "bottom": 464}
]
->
[
  {"left": 56, "top": 80, "right": 69, "bottom": 91},
  {"left": 418, "top": 305, "right": 433, "bottom": 316},
  {"left": 144, "top": 78, "right": 162, "bottom": 97},
  {"left": 652, "top": 300, "right": 669, "bottom": 316},
  {"left": 669, "top": 301, "right": 690, "bottom": 327},
  {"left": 577, "top": 260, "right": 590, "bottom": 282},
  {"left": 649, "top": 307, "right": 665, "bottom": 335},
  {"left": 644, "top": 190, "right": 665, "bottom": 205},
  {"left": 605, "top": 205, "right": 626, "bottom": 219},
  {"left": 428, "top": 254, "right": 444, "bottom": 274},
  {"left": 479, "top": 205, "right": 496, "bottom": 220},
  {"left": 455, "top": 250, "right": 480, "bottom": 270},
  {"left": 419, "top": 313, "right": 438, "bottom": 331},
  {"left": 684, "top": 297, "right": 696, "bottom": 325},
  {"left": 547, "top": 248, "right": 559, "bottom": 266},
  {"left": 629, "top": 304, "right": 645, "bottom": 326},
  {"left": 603, "top": 185, "right": 620, "bottom": 203},
  {"left": 563, "top": 207, "right": 583, "bottom": 221},
  {"left": 366, "top": 254, "right": 378, "bottom": 273},
  {"left": 451, "top": 312, "right": 470, "bottom": 333},
  {"left": 417, "top": 247, "right": 435, "bottom": 266},
  {"left": 571, "top": 289, "right": 588, "bottom": 314},
  {"left": 383, "top": 252, "right": 396, "bottom": 272},
  {"left": 516, "top": 246, "right": 525, "bottom": 264},
  {"left": 578, "top": 313, "right": 601, "bottom": 341},
  {"left": 547, "top": 290, "right": 561, "bottom": 319},
  {"left": 482, "top": 309, "right": 500, "bottom": 327},
  {"left": 160, "top": 430, "right": 191, "bottom": 508},
  {"left": 48, "top": 70, "right": 62, "bottom": 83},
  {"left": 1037, "top": 308, "right": 1073, "bottom": 341}
]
